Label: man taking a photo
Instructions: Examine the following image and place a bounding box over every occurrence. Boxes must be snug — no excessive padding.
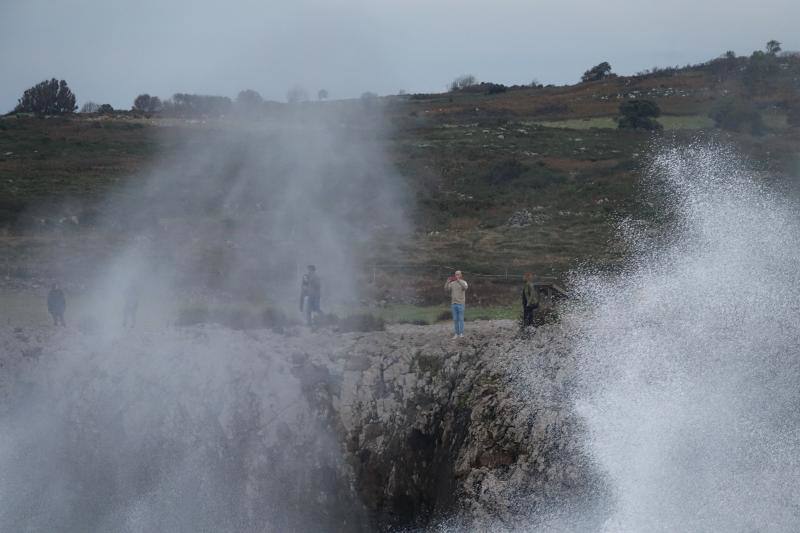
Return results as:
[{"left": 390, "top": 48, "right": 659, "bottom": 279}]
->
[{"left": 444, "top": 270, "right": 468, "bottom": 339}]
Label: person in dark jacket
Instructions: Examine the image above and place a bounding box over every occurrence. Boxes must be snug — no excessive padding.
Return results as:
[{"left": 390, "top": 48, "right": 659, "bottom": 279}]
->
[
  {"left": 299, "top": 265, "right": 322, "bottom": 326},
  {"left": 47, "top": 283, "right": 66, "bottom": 326},
  {"left": 522, "top": 272, "right": 540, "bottom": 328}
]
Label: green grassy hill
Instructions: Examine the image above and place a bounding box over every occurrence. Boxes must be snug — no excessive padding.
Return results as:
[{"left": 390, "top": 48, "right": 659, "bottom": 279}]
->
[{"left": 2, "top": 56, "right": 799, "bottom": 308}]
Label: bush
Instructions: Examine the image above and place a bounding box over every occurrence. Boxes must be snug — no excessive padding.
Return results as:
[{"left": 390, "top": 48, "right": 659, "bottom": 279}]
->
[
  {"left": 743, "top": 51, "right": 780, "bottom": 93},
  {"left": 709, "top": 98, "right": 764, "bottom": 134},
  {"left": 450, "top": 74, "right": 477, "bottom": 91},
  {"left": 132, "top": 94, "right": 162, "bottom": 113},
  {"left": 14, "top": 78, "right": 77, "bottom": 115},
  {"left": 486, "top": 83, "right": 507, "bottom": 95},
  {"left": 581, "top": 62, "right": 613, "bottom": 83},
  {"left": 617, "top": 99, "right": 662, "bottom": 130},
  {"left": 98, "top": 104, "right": 114, "bottom": 114}
]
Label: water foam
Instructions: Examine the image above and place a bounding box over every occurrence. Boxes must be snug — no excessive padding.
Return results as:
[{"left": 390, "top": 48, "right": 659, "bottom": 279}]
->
[{"left": 569, "top": 143, "right": 800, "bottom": 531}]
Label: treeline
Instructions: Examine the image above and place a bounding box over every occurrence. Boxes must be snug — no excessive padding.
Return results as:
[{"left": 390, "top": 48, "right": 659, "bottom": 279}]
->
[
  {"left": 448, "top": 40, "right": 798, "bottom": 94},
  {"left": 8, "top": 39, "right": 798, "bottom": 120},
  {"left": 9, "top": 85, "right": 308, "bottom": 118},
  {"left": 115, "top": 91, "right": 267, "bottom": 117}
]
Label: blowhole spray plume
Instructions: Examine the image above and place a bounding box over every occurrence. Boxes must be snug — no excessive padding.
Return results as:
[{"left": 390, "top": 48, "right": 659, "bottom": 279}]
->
[{"left": 568, "top": 142, "right": 800, "bottom": 532}]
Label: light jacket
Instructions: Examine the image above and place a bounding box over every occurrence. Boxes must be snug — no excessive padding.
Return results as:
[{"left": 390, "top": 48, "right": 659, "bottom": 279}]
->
[{"left": 445, "top": 278, "right": 468, "bottom": 305}]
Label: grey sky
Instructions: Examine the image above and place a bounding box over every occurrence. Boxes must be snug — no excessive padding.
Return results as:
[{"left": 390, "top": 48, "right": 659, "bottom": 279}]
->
[{"left": 1, "top": 0, "right": 797, "bottom": 111}]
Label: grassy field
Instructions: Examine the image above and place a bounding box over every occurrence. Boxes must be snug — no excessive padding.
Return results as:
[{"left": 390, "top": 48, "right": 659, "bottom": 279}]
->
[
  {"left": 0, "top": 286, "right": 517, "bottom": 330},
  {"left": 534, "top": 115, "right": 727, "bottom": 130}
]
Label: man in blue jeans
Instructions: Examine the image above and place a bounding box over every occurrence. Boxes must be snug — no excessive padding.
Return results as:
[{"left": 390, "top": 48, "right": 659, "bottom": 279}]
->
[{"left": 444, "top": 270, "right": 468, "bottom": 339}]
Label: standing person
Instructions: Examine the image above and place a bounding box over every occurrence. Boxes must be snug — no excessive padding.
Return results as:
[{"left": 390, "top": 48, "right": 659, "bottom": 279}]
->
[
  {"left": 444, "top": 270, "right": 468, "bottom": 339},
  {"left": 123, "top": 283, "right": 139, "bottom": 328},
  {"left": 299, "top": 265, "right": 321, "bottom": 327},
  {"left": 522, "top": 272, "right": 540, "bottom": 328},
  {"left": 47, "top": 283, "right": 66, "bottom": 327}
]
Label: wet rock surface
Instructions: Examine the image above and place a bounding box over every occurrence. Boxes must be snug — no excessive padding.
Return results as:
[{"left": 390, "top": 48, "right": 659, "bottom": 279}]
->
[{"left": 0, "top": 320, "right": 600, "bottom": 531}]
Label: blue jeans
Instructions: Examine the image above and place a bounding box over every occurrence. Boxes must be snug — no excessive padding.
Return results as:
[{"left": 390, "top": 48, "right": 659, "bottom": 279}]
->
[{"left": 451, "top": 303, "right": 464, "bottom": 335}]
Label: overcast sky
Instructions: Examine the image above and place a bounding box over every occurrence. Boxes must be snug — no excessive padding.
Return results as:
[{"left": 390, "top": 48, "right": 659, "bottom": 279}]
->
[{"left": 1, "top": 0, "right": 797, "bottom": 111}]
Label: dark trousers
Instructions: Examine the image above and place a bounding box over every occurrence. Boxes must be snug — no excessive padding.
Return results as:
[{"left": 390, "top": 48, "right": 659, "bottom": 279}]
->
[
  {"left": 305, "top": 295, "right": 320, "bottom": 326},
  {"left": 523, "top": 306, "right": 536, "bottom": 327}
]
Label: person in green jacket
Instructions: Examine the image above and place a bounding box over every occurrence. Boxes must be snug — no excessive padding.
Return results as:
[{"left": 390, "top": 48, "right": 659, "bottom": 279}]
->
[{"left": 522, "top": 272, "right": 540, "bottom": 328}]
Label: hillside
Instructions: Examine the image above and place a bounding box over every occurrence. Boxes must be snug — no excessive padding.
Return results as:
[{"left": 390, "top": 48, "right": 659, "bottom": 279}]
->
[{"left": 1, "top": 56, "right": 799, "bottom": 311}]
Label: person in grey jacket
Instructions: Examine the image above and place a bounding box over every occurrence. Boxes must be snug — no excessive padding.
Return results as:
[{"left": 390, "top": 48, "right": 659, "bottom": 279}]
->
[
  {"left": 300, "top": 265, "right": 322, "bottom": 326},
  {"left": 444, "top": 270, "right": 468, "bottom": 339}
]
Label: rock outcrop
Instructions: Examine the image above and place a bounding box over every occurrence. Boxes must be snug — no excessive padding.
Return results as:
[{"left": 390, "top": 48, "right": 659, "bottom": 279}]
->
[
  {"left": 296, "top": 320, "right": 600, "bottom": 530},
  {"left": 0, "top": 320, "right": 601, "bottom": 531}
]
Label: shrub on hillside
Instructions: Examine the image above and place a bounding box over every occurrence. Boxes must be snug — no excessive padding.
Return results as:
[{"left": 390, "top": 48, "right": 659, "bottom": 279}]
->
[
  {"left": 743, "top": 42, "right": 784, "bottom": 93},
  {"left": 486, "top": 83, "right": 507, "bottom": 95},
  {"left": 132, "top": 94, "right": 163, "bottom": 113},
  {"left": 617, "top": 99, "right": 662, "bottom": 130},
  {"left": 581, "top": 62, "right": 613, "bottom": 83},
  {"left": 766, "top": 39, "right": 782, "bottom": 56},
  {"left": 14, "top": 78, "right": 77, "bottom": 115},
  {"left": 709, "top": 98, "right": 764, "bottom": 134},
  {"left": 98, "top": 104, "right": 114, "bottom": 114},
  {"left": 236, "top": 89, "right": 263, "bottom": 108}
]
